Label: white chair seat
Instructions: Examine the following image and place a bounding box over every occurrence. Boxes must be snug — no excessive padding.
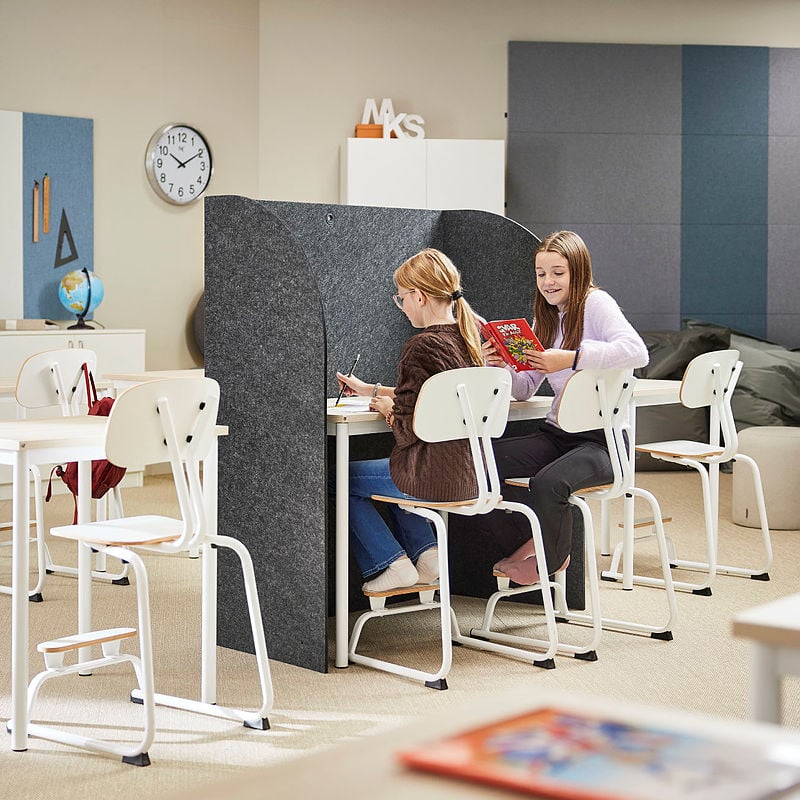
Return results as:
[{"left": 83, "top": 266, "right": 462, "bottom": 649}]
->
[
  {"left": 636, "top": 440, "right": 724, "bottom": 460},
  {"left": 52, "top": 515, "right": 182, "bottom": 547}
]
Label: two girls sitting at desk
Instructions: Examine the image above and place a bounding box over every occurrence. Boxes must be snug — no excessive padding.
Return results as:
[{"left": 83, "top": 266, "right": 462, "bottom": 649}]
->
[{"left": 336, "top": 231, "right": 648, "bottom": 594}]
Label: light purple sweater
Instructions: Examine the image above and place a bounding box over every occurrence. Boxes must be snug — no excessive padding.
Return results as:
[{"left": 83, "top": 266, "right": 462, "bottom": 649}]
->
[{"left": 509, "top": 289, "right": 649, "bottom": 428}]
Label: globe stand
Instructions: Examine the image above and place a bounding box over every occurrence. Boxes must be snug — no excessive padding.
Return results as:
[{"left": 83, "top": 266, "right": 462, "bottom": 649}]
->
[{"left": 67, "top": 315, "right": 96, "bottom": 330}]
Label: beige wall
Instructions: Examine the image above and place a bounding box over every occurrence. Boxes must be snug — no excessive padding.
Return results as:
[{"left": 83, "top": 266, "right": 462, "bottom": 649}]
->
[
  {"left": 0, "top": 0, "right": 260, "bottom": 369},
  {"left": 259, "top": 0, "right": 800, "bottom": 204},
  {"left": 3, "top": 1, "right": 800, "bottom": 368}
]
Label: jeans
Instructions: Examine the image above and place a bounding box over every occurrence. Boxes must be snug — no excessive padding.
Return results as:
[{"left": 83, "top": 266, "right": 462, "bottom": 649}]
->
[
  {"left": 491, "top": 423, "right": 614, "bottom": 570},
  {"left": 337, "top": 458, "right": 437, "bottom": 579}
]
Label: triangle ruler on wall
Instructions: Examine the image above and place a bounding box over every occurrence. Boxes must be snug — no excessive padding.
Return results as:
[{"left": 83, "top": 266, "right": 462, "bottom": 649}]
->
[{"left": 54, "top": 209, "right": 79, "bottom": 267}]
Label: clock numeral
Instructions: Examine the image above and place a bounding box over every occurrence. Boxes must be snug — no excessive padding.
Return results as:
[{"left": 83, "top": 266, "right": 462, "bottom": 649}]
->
[
  {"left": 156, "top": 158, "right": 163, "bottom": 168},
  {"left": 159, "top": 173, "right": 166, "bottom": 183},
  {"left": 158, "top": 145, "right": 169, "bottom": 156}
]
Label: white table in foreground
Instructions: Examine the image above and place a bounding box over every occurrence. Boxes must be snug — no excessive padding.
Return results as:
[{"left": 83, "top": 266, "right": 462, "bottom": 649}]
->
[
  {"left": 732, "top": 593, "right": 800, "bottom": 724},
  {"left": 164, "top": 687, "right": 800, "bottom": 800},
  {"left": 326, "top": 379, "right": 682, "bottom": 669}
]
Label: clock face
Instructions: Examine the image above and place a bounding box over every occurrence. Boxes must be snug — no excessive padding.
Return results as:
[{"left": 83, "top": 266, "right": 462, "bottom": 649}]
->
[{"left": 145, "top": 123, "right": 213, "bottom": 205}]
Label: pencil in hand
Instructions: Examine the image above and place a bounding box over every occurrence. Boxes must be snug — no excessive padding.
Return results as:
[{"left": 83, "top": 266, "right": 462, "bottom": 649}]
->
[{"left": 335, "top": 353, "right": 361, "bottom": 406}]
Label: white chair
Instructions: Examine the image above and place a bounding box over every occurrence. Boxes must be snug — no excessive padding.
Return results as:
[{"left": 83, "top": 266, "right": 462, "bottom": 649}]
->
[
  {"left": 623, "top": 349, "right": 772, "bottom": 595},
  {"left": 484, "top": 368, "right": 677, "bottom": 656},
  {"left": 0, "top": 349, "right": 128, "bottom": 601},
  {"left": 349, "top": 367, "right": 559, "bottom": 689},
  {"left": 25, "top": 377, "right": 274, "bottom": 764}
]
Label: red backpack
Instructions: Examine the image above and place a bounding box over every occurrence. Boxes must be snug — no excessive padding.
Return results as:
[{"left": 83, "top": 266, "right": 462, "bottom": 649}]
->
[{"left": 46, "top": 363, "right": 127, "bottom": 522}]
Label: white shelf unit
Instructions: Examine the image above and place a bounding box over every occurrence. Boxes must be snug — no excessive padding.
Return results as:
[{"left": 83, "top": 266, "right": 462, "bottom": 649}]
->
[
  {"left": 0, "top": 328, "right": 146, "bottom": 498},
  {"left": 340, "top": 138, "right": 505, "bottom": 215}
]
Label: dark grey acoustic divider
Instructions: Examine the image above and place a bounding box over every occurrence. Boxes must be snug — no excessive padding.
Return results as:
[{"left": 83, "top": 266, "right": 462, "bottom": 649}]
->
[{"left": 204, "top": 196, "right": 583, "bottom": 673}]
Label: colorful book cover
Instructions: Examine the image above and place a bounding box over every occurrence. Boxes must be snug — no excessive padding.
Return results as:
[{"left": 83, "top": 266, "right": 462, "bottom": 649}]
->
[
  {"left": 399, "top": 707, "right": 800, "bottom": 800},
  {"left": 480, "top": 318, "right": 544, "bottom": 372}
]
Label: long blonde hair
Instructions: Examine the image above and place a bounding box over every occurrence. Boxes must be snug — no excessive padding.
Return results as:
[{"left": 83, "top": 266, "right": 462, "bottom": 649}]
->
[
  {"left": 394, "top": 248, "right": 483, "bottom": 366},
  {"left": 533, "top": 230, "right": 596, "bottom": 350}
]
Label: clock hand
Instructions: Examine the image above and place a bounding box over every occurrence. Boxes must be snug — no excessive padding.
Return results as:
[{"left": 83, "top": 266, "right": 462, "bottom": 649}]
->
[
  {"left": 170, "top": 153, "right": 188, "bottom": 168},
  {"left": 180, "top": 151, "right": 202, "bottom": 167}
]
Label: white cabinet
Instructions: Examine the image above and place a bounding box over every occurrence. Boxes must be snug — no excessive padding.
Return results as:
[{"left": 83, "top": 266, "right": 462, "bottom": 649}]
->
[
  {"left": 340, "top": 138, "right": 505, "bottom": 215},
  {"left": 0, "top": 329, "right": 145, "bottom": 381},
  {"left": 0, "top": 328, "right": 146, "bottom": 498}
]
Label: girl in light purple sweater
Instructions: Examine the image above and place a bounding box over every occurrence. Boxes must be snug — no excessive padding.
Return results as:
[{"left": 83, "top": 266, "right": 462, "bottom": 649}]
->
[{"left": 483, "top": 230, "right": 649, "bottom": 584}]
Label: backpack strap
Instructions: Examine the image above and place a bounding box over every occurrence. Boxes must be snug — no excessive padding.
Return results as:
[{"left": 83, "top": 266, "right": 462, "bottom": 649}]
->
[{"left": 81, "top": 362, "right": 99, "bottom": 409}]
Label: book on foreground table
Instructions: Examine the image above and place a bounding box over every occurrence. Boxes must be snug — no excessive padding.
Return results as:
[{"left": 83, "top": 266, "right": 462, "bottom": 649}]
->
[{"left": 399, "top": 706, "right": 800, "bottom": 800}]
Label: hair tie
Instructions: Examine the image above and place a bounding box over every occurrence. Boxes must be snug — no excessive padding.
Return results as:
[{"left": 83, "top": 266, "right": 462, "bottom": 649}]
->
[{"left": 451, "top": 288, "right": 463, "bottom": 302}]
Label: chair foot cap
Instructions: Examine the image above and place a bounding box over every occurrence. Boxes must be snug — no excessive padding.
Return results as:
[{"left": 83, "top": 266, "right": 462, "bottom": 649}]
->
[
  {"left": 692, "top": 587, "right": 712, "bottom": 596},
  {"left": 130, "top": 691, "right": 143, "bottom": 705},
  {"left": 244, "top": 717, "right": 270, "bottom": 731},
  {"left": 28, "top": 593, "right": 43, "bottom": 603},
  {"left": 122, "top": 752, "right": 151, "bottom": 767},
  {"left": 534, "top": 658, "right": 556, "bottom": 670},
  {"left": 575, "top": 650, "right": 598, "bottom": 662},
  {"left": 650, "top": 630, "right": 674, "bottom": 641},
  {"left": 750, "top": 572, "right": 770, "bottom": 581},
  {"left": 425, "top": 678, "right": 448, "bottom": 690},
  {"left": 600, "top": 575, "right": 618, "bottom": 583},
  {"left": 112, "top": 577, "right": 130, "bottom": 586}
]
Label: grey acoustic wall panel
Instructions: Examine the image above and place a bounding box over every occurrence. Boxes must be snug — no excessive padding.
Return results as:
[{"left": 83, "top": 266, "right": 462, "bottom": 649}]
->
[
  {"left": 508, "top": 42, "right": 683, "bottom": 333},
  {"left": 768, "top": 49, "right": 800, "bottom": 348},
  {"left": 205, "top": 197, "right": 580, "bottom": 673}
]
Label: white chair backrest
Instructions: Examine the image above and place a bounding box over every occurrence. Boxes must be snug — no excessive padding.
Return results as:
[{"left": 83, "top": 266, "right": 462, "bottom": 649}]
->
[
  {"left": 105, "top": 377, "right": 221, "bottom": 547},
  {"left": 15, "top": 349, "right": 98, "bottom": 415},
  {"left": 678, "top": 348, "right": 742, "bottom": 461},
  {"left": 412, "top": 367, "right": 512, "bottom": 511},
  {"left": 679, "top": 349, "right": 740, "bottom": 409},
  {"left": 557, "top": 368, "right": 636, "bottom": 497}
]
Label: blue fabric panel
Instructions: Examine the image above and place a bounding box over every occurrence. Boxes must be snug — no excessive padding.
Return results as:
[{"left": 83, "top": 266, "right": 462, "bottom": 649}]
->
[
  {"left": 22, "top": 113, "right": 93, "bottom": 320},
  {"left": 681, "top": 46, "right": 769, "bottom": 341},
  {"left": 680, "top": 223, "right": 767, "bottom": 338},
  {"left": 681, "top": 135, "right": 767, "bottom": 224},
  {"left": 682, "top": 46, "right": 769, "bottom": 135}
]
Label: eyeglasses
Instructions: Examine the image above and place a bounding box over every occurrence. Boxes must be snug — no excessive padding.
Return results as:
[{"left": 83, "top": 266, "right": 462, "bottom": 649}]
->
[{"left": 392, "top": 289, "right": 416, "bottom": 309}]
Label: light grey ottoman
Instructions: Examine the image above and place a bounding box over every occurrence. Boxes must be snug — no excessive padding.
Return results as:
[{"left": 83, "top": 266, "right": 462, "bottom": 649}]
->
[{"left": 733, "top": 426, "right": 800, "bottom": 530}]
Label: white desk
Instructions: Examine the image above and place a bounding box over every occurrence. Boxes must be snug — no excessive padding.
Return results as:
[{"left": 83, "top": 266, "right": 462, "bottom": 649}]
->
[
  {"left": 732, "top": 593, "right": 800, "bottom": 724},
  {"left": 0, "top": 416, "right": 107, "bottom": 751},
  {"left": 326, "top": 378, "right": 682, "bottom": 669},
  {"left": 164, "top": 687, "right": 800, "bottom": 800}
]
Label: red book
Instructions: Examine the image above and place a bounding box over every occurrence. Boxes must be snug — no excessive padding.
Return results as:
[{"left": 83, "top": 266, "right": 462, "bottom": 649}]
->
[{"left": 480, "top": 318, "right": 544, "bottom": 372}]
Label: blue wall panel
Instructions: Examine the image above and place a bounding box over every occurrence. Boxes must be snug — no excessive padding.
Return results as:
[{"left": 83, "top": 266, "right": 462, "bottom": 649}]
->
[{"left": 681, "top": 46, "right": 769, "bottom": 338}]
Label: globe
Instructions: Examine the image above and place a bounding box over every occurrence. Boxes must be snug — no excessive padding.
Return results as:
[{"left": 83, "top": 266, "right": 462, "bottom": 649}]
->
[{"left": 58, "top": 268, "right": 104, "bottom": 327}]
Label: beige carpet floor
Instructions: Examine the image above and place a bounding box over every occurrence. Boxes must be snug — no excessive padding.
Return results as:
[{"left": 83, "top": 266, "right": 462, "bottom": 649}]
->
[{"left": 0, "top": 469, "right": 798, "bottom": 799}]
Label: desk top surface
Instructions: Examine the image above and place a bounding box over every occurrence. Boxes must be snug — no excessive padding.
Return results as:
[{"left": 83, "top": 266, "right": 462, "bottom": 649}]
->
[
  {"left": 732, "top": 592, "right": 800, "bottom": 648},
  {"left": 164, "top": 688, "right": 800, "bottom": 800},
  {"left": 326, "top": 378, "right": 681, "bottom": 424},
  {"left": 0, "top": 415, "right": 107, "bottom": 450}
]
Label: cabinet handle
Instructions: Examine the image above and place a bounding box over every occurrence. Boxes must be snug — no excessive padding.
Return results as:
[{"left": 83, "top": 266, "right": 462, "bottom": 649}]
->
[{"left": 68, "top": 340, "right": 74, "bottom": 349}]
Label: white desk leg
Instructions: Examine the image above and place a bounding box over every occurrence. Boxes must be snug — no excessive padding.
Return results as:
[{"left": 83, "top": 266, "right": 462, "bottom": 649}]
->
[
  {"left": 77, "top": 459, "right": 93, "bottom": 671},
  {"left": 11, "top": 453, "right": 30, "bottom": 751},
  {"left": 201, "top": 440, "right": 218, "bottom": 704},
  {"left": 335, "top": 421, "right": 350, "bottom": 669},
  {"left": 751, "top": 643, "right": 780, "bottom": 723}
]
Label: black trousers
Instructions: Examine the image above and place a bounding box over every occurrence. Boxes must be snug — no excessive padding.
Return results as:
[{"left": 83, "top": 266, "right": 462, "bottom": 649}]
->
[{"left": 490, "top": 423, "right": 613, "bottom": 571}]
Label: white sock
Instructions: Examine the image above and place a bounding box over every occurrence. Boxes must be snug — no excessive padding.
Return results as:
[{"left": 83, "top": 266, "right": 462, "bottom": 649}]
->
[
  {"left": 362, "top": 556, "right": 418, "bottom": 593},
  {"left": 415, "top": 547, "right": 439, "bottom": 584}
]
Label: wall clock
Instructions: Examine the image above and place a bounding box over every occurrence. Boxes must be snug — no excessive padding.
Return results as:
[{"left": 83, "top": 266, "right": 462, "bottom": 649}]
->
[{"left": 144, "top": 123, "right": 213, "bottom": 205}]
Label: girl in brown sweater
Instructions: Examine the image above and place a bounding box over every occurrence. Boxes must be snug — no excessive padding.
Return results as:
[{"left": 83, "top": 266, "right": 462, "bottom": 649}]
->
[{"left": 336, "top": 248, "right": 483, "bottom": 593}]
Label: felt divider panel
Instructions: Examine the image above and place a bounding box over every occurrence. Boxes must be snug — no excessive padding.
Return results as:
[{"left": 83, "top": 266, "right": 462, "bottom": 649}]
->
[{"left": 205, "top": 196, "right": 584, "bottom": 672}]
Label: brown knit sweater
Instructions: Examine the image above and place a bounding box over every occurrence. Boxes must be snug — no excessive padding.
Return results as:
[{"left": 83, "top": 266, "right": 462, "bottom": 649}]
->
[{"left": 389, "top": 324, "right": 479, "bottom": 502}]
